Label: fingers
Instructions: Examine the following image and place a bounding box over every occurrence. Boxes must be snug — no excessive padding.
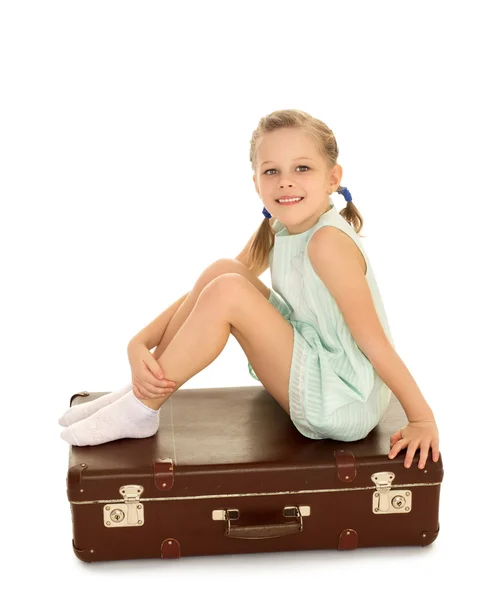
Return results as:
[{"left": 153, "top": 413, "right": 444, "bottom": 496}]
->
[
  {"left": 389, "top": 438, "right": 440, "bottom": 468},
  {"left": 133, "top": 383, "right": 144, "bottom": 400},
  {"left": 137, "top": 384, "right": 174, "bottom": 399},
  {"left": 132, "top": 377, "right": 175, "bottom": 400},
  {"left": 389, "top": 432, "right": 401, "bottom": 447},
  {"left": 134, "top": 376, "right": 176, "bottom": 396},
  {"left": 150, "top": 375, "right": 177, "bottom": 390},
  {"left": 417, "top": 440, "right": 431, "bottom": 469},
  {"left": 389, "top": 429, "right": 404, "bottom": 452},
  {"left": 404, "top": 439, "right": 420, "bottom": 468},
  {"left": 143, "top": 363, "right": 176, "bottom": 390},
  {"left": 144, "top": 380, "right": 176, "bottom": 395},
  {"left": 388, "top": 438, "right": 407, "bottom": 460},
  {"left": 158, "top": 378, "right": 178, "bottom": 388},
  {"left": 431, "top": 439, "right": 440, "bottom": 462}
]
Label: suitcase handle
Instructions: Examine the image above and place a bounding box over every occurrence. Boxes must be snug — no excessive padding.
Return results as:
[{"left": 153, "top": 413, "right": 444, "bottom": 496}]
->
[{"left": 225, "top": 507, "right": 304, "bottom": 540}]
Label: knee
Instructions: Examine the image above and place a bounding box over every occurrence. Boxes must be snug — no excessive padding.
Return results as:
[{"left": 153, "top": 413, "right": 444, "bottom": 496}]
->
[
  {"left": 199, "top": 272, "right": 248, "bottom": 305},
  {"left": 208, "top": 258, "right": 244, "bottom": 275},
  {"left": 197, "top": 258, "right": 245, "bottom": 288}
]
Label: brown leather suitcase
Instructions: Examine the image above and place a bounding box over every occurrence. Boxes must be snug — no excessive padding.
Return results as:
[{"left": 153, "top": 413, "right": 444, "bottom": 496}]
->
[{"left": 65, "top": 385, "right": 443, "bottom": 562}]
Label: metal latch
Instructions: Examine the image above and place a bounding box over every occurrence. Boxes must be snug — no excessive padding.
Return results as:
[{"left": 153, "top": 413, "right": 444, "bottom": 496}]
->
[
  {"left": 372, "top": 471, "right": 411, "bottom": 514},
  {"left": 103, "top": 485, "right": 145, "bottom": 527}
]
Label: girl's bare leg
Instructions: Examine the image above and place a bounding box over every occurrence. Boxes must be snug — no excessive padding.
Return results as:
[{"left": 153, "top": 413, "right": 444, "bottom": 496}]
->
[
  {"left": 60, "top": 273, "right": 267, "bottom": 446},
  {"left": 152, "top": 259, "right": 270, "bottom": 361},
  {"left": 139, "top": 278, "right": 235, "bottom": 410}
]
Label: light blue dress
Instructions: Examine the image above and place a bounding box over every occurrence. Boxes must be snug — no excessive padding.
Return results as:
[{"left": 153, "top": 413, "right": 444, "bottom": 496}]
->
[{"left": 248, "top": 200, "right": 395, "bottom": 442}]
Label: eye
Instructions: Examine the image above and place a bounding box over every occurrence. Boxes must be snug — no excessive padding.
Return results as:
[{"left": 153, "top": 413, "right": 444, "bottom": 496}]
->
[{"left": 263, "top": 165, "right": 310, "bottom": 175}]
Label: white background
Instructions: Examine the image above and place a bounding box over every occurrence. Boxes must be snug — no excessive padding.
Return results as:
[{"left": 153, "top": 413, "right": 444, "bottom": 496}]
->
[{"left": 1, "top": 0, "right": 485, "bottom": 596}]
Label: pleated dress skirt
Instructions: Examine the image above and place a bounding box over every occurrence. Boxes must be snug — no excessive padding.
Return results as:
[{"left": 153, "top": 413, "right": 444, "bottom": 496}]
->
[{"left": 248, "top": 289, "right": 391, "bottom": 442}]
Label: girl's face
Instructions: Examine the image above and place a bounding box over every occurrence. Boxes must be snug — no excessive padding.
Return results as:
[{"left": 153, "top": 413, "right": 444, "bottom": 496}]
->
[{"left": 253, "top": 127, "right": 342, "bottom": 234}]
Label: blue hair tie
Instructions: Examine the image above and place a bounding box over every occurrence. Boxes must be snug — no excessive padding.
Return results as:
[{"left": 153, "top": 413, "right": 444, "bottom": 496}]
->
[
  {"left": 262, "top": 186, "right": 352, "bottom": 219},
  {"left": 337, "top": 187, "right": 353, "bottom": 203}
]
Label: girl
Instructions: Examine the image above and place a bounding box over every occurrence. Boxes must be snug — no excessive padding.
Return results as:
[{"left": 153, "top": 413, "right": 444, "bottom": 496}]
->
[{"left": 59, "top": 109, "right": 440, "bottom": 470}]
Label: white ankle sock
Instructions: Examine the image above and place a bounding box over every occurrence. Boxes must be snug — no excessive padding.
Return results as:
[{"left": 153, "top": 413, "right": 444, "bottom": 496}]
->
[
  {"left": 60, "top": 390, "right": 160, "bottom": 446},
  {"left": 58, "top": 382, "right": 133, "bottom": 427}
]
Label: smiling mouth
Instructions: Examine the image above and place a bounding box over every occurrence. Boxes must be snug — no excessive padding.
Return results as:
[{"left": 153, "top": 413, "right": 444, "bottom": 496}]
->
[{"left": 275, "top": 197, "right": 304, "bottom": 205}]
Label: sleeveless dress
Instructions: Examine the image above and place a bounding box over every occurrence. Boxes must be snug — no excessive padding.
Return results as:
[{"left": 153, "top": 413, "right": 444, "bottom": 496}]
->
[{"left": 247, "top": 199, "right": 395, "bottom": 442}]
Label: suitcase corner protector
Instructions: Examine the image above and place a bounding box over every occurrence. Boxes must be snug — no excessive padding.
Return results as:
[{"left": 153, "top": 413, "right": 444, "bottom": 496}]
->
[{"left": 72, "top": 539, "right": 95, "bottom": 562}]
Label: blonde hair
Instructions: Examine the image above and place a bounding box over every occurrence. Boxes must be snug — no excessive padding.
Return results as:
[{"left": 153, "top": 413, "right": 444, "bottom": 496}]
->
[{"left": 246, "top": 109, "right": 364, "bottom": 273}]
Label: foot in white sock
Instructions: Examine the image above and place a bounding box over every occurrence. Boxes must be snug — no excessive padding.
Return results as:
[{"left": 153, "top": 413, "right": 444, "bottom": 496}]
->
[
  {"left": 60, "top": 390, "right": 160, "bottom": 446},
  {"left": 58, "top": 382, "right": 133, "bottom": 427}
]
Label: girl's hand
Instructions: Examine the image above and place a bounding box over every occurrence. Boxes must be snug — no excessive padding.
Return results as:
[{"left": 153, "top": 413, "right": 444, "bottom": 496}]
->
[
  {"left": 388, "top": 418, "right": 440, "bottom": 469},
  {"left": 127, "top": 343, "right": 177, "bottom": 400}
]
